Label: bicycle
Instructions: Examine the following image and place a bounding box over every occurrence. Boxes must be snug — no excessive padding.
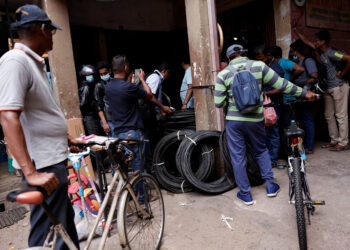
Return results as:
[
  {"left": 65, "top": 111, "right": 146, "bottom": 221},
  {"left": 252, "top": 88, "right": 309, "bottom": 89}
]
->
[
  {"left": 6, "top": 137, "right": 165, "bottom": 250},
  {"left": 281, "top": 99, "right": 325, "bottom": 250}
]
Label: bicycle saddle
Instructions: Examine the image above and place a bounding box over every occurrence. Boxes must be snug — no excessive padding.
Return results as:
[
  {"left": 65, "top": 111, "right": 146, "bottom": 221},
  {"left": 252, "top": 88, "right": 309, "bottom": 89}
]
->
[
  {"left": 285, "top": 120, "right": 304, "bottom": 138},
  {"left": 7, "top": 187, "right": 44, "bottom": 205}
]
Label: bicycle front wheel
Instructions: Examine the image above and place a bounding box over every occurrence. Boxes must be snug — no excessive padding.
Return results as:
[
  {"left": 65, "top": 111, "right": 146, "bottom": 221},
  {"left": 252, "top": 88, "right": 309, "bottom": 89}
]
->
[
  {"left": 117, "top": 173, "right": 165, "bottom": 250},
  {"left": 293, "top": 158, "right": 307, "bottom": 250}
]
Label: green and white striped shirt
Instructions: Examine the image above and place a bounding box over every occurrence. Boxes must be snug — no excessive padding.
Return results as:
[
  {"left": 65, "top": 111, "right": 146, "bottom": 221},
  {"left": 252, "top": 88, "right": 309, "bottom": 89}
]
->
[{"left": 214, "top": 57, "right": 306, "bottom": 122}]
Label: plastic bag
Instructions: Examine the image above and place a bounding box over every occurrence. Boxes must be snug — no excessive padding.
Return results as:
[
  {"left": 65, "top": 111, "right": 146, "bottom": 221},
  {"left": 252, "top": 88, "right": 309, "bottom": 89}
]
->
[{"left": 263, "top": 95, "right": 277, "bottom": 127}]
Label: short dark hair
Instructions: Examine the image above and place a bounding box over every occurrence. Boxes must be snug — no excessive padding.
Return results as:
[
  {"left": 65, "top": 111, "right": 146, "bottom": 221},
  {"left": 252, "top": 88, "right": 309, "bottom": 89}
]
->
[
  {"left": 268, "top": 46, "right": 282, "bottom": 58},
  {"left": 315, "top": 30, "right": 330, "bottom": 45},
  {"left": 157, "top": 62, "right": 170, "bottom": 72},
  {"left": 253, "top": 45, "right": 266, "bottom": 57},
  {"left": 96, "top": 61, "right": 110, "bottom": 71},
  {"left": 112, "top": 55, "right": 129, "bottom": 74},
  {"left": 181, "top": 55, "right": 190, "bottom": 65},
  {"left": 290, "top": 39, "right": 306, "bottom": 55}
]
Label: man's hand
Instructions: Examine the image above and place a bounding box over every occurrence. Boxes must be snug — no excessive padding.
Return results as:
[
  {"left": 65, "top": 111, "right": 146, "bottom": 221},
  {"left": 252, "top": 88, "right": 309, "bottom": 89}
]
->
[
  {"left": 102, "top": 122, "right": 111, "bottom": 133},
  {"left": 305, "top": 90, "right": 319, "bottom": 101},
  {"left": 26, "top": 171, "right": 59, "bottom": 195},
  {"left": 137, "top": 69, "right": 146, "bottom": 83},
  {"left": 181, "top": 104, "right": 187, "bottom": 110},
  {"left": 161, "top": 105, "right": 173, "bottom": 115},
  {"left": 68, "top": 135, "right": 88, "bottom": 153},
  {"left": 336, "top": 71, "right": 343, "bottom": 79}
]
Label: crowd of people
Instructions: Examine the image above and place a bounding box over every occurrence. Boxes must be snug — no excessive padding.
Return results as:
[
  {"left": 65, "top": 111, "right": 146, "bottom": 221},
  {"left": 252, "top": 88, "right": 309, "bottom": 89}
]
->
[
  {"left": 0, "top": 3, "right": 349, "bottom": 249},
  {"left": 215, "top": 28, "right": 350, "bottom": 205}
]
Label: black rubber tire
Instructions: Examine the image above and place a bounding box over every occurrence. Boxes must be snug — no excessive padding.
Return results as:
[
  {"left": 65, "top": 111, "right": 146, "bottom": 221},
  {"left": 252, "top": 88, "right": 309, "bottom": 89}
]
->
[
  {"left": 219, "top": 130, "right": 264, "bottom": 186},
  {"left": 152, "top": 130, "right": 213, "bottom": 193},
  {"left": 176, "top": 130, "right": 236, "bottom": 194},
  {"left": 293, "top": 158, "right": 307, "bottom": 250}
]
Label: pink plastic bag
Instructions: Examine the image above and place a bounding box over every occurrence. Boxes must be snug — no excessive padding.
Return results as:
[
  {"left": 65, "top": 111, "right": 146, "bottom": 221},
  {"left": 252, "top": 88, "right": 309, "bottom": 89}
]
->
[{"left": 263, "top": 95, "right": 277, "bottom": 127}]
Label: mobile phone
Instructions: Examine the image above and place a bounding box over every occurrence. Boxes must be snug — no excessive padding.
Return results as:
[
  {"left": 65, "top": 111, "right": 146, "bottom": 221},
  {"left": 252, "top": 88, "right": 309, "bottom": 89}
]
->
[{"left": 134, "top": 69, "right": 141, "bottom": 85}]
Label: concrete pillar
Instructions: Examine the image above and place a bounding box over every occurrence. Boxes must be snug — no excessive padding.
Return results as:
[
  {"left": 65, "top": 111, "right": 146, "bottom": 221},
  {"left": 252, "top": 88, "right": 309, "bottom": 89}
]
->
[
  {"left": 42, "top": 0, "right": 81, "bottom": 119},
  {"left": 185, "top": 0, "right": 219, "bottom": 131},
  {"left": 273, "top": 0, "right": 292, "bottom": 58}
]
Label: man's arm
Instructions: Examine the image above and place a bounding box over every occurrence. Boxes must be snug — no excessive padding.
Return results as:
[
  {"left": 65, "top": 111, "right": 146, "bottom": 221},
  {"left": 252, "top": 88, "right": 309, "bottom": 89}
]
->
[
  {"left": 261, "top": 63, "right": 318, "bottom": 100},
  {"left": 293, "top": 27, "right": 316, "bottom": 49},
  {"left": 94, "top": 83, "right": 110, "bottom": 133},
  {"left": 214, "top": 73, "right": 228, "bottom": 108},
  {"left": 0, "top": 111, "right": 59, "bottom": 194},
  {"left": 182, "top": 85, "right": 193, "bottom": 110},
  {"left": 290, "top": 63, "right": 305, "bottom": 82},
  {"left": 338, "top": 54, "right": 350, "bottom": 79}
]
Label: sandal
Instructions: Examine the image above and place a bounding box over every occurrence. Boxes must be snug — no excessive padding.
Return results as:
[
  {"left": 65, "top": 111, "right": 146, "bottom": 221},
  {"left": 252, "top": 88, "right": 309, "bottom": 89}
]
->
[
  {"left": 329, "top": 144, "right": 350, "bottom": 151},
  {"left": 321, "top": 142, "right": 337, "bottom": 148}
]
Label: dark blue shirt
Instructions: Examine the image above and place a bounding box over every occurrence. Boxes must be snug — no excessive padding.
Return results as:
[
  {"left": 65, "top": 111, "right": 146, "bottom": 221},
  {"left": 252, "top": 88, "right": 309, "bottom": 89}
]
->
[
  {"left": 263, "top": 59, "right": 284, "bottom": 104},
  {"left": 105, "top": 78, "right": 147, "bottom": 133}
]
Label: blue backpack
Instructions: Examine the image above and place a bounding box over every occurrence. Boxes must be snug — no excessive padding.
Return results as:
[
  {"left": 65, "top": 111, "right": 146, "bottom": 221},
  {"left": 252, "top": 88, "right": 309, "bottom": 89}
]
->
[{"left": 229, "top": 61, "right": 260, "bottom": 114}]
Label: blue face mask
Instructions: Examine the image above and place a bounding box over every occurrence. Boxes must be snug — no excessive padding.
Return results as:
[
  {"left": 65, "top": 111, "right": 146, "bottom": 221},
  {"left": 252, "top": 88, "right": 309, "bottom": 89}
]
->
[
  {"left": 101, "top": 74, "right": 110, "bottom": 82},
  {"left": 86, "top": 75, "right": 94, "bottom": 83}
]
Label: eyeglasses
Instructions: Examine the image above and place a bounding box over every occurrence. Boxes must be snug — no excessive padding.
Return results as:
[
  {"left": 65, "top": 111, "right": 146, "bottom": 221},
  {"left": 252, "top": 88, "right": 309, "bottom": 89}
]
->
[{"left": 42, "top": 23, "right": 57, "bottom": 35}]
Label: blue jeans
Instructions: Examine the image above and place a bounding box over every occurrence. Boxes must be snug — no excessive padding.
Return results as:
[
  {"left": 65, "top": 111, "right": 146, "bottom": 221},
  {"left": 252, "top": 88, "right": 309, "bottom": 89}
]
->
[
  {"left": 300, "top": 106, "right": 315, "bottom": 150},
  {"left": 226, "top": 121, "right": 274, "bottom": 194},
  {"left": 114, "top": 129, "right": 146, "bottom": 173},
  {"left": 20, "top": 161, "right": 80, "bottom": 250},
  {"left": 100, "top": 121, "right": 115, "bottom": 137}
]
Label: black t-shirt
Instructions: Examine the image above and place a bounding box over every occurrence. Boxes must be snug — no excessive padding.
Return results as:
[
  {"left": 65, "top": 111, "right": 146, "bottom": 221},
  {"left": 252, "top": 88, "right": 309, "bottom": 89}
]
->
[{"left": 105, "top": 78, "right": 147, "bottom": 133}]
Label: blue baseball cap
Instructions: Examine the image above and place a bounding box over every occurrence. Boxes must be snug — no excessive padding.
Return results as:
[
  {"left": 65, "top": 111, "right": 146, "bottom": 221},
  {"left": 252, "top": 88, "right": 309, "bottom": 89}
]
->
[
  {"left": 11, "top": 4, "right": 62, "bottom": 30},
  {"left": 226, "top": 44, "right": 248, "bottom": 58}
]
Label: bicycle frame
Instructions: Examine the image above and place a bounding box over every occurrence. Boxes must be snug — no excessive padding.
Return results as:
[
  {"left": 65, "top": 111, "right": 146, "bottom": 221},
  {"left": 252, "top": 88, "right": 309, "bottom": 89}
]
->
[{"left": 84, "top": 140, "right": 151, "bottom": 250}]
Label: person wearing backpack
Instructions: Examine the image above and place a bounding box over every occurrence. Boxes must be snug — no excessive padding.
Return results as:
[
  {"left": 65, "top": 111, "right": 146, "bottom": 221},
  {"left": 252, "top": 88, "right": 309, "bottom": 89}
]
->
[
  {"left": 214, "top": 44, "right": 318, "bottom": 205},
  {"left": 294, "top": 27, "right": 350, "bottom": 151},
  {"left": 290, "top": 39, "right": 318, "bottom": 154}
]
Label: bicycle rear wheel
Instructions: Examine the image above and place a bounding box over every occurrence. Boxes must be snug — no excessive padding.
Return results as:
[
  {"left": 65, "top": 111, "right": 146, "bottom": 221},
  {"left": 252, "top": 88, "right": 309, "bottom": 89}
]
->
[
  {"left": 293, "top": 158, "right": 307, "bottom": 250},
  {"left": 117, "top": 173, "right": 165, "bottom": 250}
]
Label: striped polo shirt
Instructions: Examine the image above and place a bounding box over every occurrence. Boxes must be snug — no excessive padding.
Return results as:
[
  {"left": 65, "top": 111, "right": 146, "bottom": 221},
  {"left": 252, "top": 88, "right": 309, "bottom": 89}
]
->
[{"left": 214, "top": 57, "right": 306, "bottom": 122}]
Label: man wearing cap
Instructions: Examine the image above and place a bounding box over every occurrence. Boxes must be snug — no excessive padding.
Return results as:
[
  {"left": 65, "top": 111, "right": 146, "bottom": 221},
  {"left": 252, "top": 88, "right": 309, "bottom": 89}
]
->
[
  {"left": 214, "top": 44, "right": 318, "bottom": 205},
  {"left": 0, "top": 5, "right": 79, "bottom": 249}
]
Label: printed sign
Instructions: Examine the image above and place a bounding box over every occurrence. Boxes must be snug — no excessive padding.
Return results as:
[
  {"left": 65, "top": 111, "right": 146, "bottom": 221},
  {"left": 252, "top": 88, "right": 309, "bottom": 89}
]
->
[{"left": 306, "top": 0, "right": 350, "bottom": 31}]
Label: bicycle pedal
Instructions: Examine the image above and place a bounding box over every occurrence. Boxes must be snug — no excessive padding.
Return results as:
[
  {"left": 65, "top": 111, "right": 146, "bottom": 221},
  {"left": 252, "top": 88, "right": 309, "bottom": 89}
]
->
[{"left": 312, "top": 200, "right": 325, "bottom": 205}]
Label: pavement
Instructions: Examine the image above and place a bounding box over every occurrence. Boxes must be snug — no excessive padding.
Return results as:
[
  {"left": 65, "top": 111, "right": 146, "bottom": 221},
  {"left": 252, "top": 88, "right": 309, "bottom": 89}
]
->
[{"left": 0, "top": 142, "right": 349, "bottom": 250}]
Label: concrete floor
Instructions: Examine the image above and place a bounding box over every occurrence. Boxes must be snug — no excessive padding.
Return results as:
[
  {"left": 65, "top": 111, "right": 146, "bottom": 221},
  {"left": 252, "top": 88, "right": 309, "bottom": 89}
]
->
[{"left": 0, "top": 142, "right": 349, "bottom": 250}]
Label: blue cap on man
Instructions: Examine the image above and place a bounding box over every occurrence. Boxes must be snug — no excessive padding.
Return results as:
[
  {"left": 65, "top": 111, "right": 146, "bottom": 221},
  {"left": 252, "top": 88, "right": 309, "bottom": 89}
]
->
[{"left": 11, "top": 4, "right": 62, "bottom": 30}]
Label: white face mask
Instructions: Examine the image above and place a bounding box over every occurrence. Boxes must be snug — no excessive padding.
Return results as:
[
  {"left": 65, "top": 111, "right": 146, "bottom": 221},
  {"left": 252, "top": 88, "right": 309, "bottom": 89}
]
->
[
  {"left": 101, "top": 74, "right": 111, "bottom": 82},
  {"left": 86, "top": 75, "right": 94, "bottom": 83}
]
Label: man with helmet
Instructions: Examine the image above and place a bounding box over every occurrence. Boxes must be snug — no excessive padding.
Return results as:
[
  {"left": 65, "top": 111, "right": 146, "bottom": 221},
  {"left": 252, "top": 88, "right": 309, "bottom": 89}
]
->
[
  {"left": 79, "top": 64, "right": 102, "bottom": 136},
  {"left": 0, "top": 5, "right": 80, "bottom": 249},
  {"left": 214, "top": 44, "right": 318, "bottom": 206}
]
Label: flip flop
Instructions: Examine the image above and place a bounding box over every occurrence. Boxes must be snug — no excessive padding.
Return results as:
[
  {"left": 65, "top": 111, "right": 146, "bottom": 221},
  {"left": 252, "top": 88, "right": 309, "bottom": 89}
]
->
[
  {"left": 329, "top": 144, "right": 350, "bottom": 151},
  {"left": 321, "top": 142, "right": 337, "bottom": 148}
]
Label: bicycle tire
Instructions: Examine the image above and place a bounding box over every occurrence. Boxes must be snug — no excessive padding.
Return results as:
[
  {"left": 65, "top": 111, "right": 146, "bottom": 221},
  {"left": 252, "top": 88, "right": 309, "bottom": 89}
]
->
[
  {"left": 117, "top": 173, "right": 165, "bottom": 250},
  {"left": 292, "top": 157, "right": 307, "bottom": 250}
]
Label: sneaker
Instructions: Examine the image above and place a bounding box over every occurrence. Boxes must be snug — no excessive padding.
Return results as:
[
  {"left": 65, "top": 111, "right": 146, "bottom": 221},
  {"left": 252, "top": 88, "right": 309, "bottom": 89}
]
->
[
  {"left": 237, "top": 191, "right": 254, "bottom": 206},
  {"left": 266, "top": 183, "right": 280, "bottom": 197}
]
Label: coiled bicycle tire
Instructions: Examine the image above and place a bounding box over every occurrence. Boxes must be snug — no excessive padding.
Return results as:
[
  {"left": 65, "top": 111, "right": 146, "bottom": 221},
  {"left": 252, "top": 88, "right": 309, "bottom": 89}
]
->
[
  {"left": 176, "top": 130, "right": 236, "bottom": 194},
  {"left": 152, "top": 130, "right": 214, "bottom": 193},
  {"left": 219, "top": 130, "right": 264, "bottom": 186}
]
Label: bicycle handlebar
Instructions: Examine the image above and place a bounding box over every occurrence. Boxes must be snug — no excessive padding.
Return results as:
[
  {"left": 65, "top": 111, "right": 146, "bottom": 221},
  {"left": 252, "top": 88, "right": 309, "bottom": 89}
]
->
[{"left": 263, "top": 97, "right": 319, "bottom": 108}]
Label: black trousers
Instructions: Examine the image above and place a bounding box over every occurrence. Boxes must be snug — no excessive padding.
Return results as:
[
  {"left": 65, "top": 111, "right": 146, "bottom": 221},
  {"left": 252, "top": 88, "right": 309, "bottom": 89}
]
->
[{"left": 20, "top": 161, "right": 80, "bottom": 250}]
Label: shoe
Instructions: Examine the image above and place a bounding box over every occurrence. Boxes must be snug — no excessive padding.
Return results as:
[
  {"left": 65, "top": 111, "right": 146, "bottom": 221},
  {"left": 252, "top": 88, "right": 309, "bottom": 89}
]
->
[
  {"left": 237, "top": 191, "right": 254, "bottom": 206},
  {"left": 329, "top": 144, "right": 350, "bottom": 151},
  {"left": 321, "top": 142, "right": 337, "bottom": 148},
  {"left": 266, "top": 183, "right": 280, "bottom": 197}
]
